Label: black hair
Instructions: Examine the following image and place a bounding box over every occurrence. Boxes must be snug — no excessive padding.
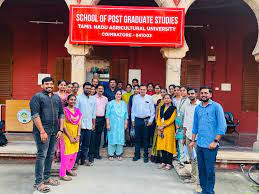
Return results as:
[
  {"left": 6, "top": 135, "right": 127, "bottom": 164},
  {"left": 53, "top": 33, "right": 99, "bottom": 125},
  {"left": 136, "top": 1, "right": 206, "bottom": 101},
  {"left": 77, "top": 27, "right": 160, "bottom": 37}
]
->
[
  {"left": 42, "top": 77, "right": 54, "bottom": 85},
  {"left": 126, "top": 84, "right": 132, "bottom": 88},
  {"left": 200, "top": 85, "right": 213, "bottom": 93},
  {"left": 154, "top": 84, "right": 161, "bottom": 89},
  {"left": 133, "top": 84, "right": 140, "bottom": 89},
  {"left": 174, "top": 85, "right": 181, "bottom": 89},
  {"left": 57, "top": 80, "right": 66, "bottom": 86},
  {"left": 92, "top": 77, "right": 99, "bottom": 81},
  {"left": 132, "top": 78, "right": 139, "bottom": 83},
  {"left": 115, "top": 90, "right": 122, "bottom": 95},
  {"left": 72, "top": 82, "right": 79, "bottom": 87},
  {"left": 187, "top": 87, "right": 197, "bottom": 93},
  {"left": 109, "top": 78, "right": 117, "bottom": 83},
  {"left": 169, "top": 84, "right": 175, "bottom": 89},
  {"left": 161, "top": 88, "right": 168, "bottom": 93},
  {"left": 164, "top": 93, "right": 171, "bottom": 98},
  {"left": 118, "top": 81, "right": 124, "bottom": 84},
  {"left": 140, "top": 84, "right": 147, "bottom": 88},
  {"left": 147, "top": 83, "right": 154, "bottom": 87},
  {"left": 83, "top": 82, "right": 92, "bottom": 88},
  {"left": 66, "top": 82, "right": 72, "bottom": 85},
  {"left": 181, "top": 85, "right": 188, "bottom": 90}
]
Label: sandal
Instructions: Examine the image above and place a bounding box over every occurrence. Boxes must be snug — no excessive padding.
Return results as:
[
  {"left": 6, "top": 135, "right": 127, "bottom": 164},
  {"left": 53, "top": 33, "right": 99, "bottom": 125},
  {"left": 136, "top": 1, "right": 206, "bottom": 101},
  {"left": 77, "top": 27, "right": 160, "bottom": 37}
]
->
[
  {"left": 117, "top": 156, "right": 123, "bottom": 161},
  {"left": 34, "top": 183, "right": 50, "bottom": 193},
  {"left": 108, "top": 156, "right": 114, "bottom": 161},
  {"left": 60, "top": 175, "right": 72, "bottom": 181},
  {"left": 158, "top": 163, "right": 166, "bottom": 169},
  {"left": 44, "top": 178, "right": 60, "bottom": 186},
  {"left": 165, "top": 164, "right": 173, "bottom": 170},
  {"left": 67, "top": 170, "right": 77, "bottom": 176}
]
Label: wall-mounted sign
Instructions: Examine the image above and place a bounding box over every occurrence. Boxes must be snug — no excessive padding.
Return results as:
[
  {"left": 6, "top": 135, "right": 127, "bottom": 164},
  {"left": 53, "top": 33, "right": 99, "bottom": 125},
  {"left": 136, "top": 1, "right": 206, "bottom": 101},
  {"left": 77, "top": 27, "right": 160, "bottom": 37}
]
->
[
  {"left": 17, "top": 109, "right": 31, "bottom": 124},
  {"left": 208, "top": 55, "right": 216, "bottom": 62},
  {"left": 69, "top": 5, "right": 185, "bottom": 47},
  {"left": 221, "top": 83, "right": 231, "bottom": 91},
  {"left": 128, "top": 69, "right": 141, "bottom": 84}
]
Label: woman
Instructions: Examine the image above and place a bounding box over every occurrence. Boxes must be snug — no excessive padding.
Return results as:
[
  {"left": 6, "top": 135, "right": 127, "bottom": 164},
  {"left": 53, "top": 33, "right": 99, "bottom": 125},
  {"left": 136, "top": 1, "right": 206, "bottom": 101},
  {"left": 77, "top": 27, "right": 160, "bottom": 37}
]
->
[
  {"left": 60, "top": 94, "right": 82, "bottom": 181},
  {"left": 156, "top": 94, "right": 177, "bottom": 170},
  {"left": 151, "top": 88, "right": 168, "bottom": 163},
  {"left": 152, "top": 84, "right": 162, "bottom": 105},
  {"left": 66, "top": 82, "right": 73, "bottom": 95},
  {"left": 54, "top": 80, "right": 67, "bottom": 107},
  {"left": 54, "top": 80, "right": 67, "bottom": 162},
  {"left": 122, "top": 84, "right": 132, "bottom": 105},
  {"left": 172, "top": 85, "right": 182, "bottom": 108},
  {"left": 106, "top": 90, "right": 128, "bottom": 161}
]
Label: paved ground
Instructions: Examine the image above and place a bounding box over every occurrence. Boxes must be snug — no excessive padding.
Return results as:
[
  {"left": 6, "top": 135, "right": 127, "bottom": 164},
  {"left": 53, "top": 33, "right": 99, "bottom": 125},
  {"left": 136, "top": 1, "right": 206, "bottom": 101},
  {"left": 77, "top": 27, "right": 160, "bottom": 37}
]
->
[{"left": 0, "top": 159, "right": 258, "bottom": 194}]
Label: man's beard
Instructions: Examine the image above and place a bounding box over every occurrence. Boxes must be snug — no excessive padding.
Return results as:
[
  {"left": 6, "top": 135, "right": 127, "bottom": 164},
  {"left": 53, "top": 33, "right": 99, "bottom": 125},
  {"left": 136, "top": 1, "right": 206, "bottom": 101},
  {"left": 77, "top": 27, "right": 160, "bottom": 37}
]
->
[
  {"left": 45, "top": 87, "right": 53, "bottom": 93},
  {"left": 201, "top": 97, "right": 209, "bottom": 102},
  {"left": 189, "top": 96, "right": 195, "bottom": 101},
  {"left": 84, "top": 91, "right": 89, "bottom": 96}
]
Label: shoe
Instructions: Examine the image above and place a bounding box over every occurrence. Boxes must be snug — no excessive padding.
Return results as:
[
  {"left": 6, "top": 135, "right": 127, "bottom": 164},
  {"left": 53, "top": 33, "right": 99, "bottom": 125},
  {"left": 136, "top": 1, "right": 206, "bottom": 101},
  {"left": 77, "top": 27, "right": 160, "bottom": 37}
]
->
[
  {"left": 158, "top": 163, "right": 166, "bottom": 169},
  {"left": 89, "top": 156, "right": 94, "bottom": 163},
  {"left": 67, "top": 170, "right": 77, "bottom": 176},
  {"left": 144, "top": 157, "right": 149, "bottom": 163},
  {"left": 132, "top": 156, "right": 140, "bottom": 161},
  {"left": 184, "top": 177, "right": 196, "bottom": 183},
  {"left": 95, "top": 155, "right": 102, "bottom": 160},
  {"left": 60, "top": 176, "right": 72, "bottom": 181}
]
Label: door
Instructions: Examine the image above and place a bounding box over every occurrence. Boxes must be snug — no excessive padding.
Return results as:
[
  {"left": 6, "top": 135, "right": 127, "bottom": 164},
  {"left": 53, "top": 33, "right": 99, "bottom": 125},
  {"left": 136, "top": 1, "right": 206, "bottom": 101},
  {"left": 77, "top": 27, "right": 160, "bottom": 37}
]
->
[
  {"left": 54, "top": 57, "right": 71, "bottom": 84},
  {"left": 110, "top": 59, "right": 128, "bottom": 84}
]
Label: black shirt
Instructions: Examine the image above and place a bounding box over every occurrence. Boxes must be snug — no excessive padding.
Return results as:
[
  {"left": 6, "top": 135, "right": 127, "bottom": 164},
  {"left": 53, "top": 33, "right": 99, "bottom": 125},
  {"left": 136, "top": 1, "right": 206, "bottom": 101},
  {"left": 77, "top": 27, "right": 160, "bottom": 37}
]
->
[{"left": 30, "top": 91, "right": 64, "bottom": 135}]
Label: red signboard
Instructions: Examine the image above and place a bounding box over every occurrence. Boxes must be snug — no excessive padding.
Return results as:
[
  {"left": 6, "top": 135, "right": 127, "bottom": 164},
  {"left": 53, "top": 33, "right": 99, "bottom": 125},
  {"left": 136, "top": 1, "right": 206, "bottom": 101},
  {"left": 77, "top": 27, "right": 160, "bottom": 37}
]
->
[{"left": 69, "top": 5, "right": 185, "bottom": 47}]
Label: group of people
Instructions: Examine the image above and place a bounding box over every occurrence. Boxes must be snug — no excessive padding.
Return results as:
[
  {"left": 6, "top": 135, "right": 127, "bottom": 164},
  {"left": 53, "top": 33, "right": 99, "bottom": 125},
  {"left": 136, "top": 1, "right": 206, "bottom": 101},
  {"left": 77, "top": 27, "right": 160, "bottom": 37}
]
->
[{"left": 30, "top": 76, "right": 226, "bottom": 194}]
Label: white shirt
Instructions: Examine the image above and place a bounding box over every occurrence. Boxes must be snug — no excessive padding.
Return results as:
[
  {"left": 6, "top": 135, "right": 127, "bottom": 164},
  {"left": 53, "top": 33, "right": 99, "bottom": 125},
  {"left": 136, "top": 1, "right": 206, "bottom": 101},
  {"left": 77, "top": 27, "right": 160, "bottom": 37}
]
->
[{"left": 183, "top": 99, "right": 200, "bottom": 139}]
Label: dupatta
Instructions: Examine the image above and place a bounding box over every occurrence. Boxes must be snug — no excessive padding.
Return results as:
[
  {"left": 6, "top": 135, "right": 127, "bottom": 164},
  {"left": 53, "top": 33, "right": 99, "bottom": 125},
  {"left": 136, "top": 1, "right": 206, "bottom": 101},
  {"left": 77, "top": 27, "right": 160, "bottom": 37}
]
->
[{"left": 64, "top": 107, "right": 82, "bottom": 125}]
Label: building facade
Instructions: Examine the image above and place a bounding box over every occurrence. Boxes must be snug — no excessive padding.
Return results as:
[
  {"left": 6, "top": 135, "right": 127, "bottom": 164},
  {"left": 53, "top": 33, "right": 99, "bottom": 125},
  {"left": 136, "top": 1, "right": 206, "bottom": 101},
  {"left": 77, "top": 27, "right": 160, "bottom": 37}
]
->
[{"left": 0, "top": 0, "right": 258, "bottom": 148}]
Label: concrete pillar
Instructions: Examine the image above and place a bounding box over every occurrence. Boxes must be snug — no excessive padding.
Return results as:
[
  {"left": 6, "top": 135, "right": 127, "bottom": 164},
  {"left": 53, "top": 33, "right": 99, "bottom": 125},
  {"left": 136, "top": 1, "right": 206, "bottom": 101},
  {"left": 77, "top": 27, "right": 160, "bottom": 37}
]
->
[
  {"left": 253, "top": 88, "right": 259, "bottom": 152},
  {"left": 161, "top": 44, "right": 189, "bottom": 88},
  {"left": 71, "top": 55, "right": 86, "bottom": 91},
  {"left": 165, "top": 58, "right": 182, "bottom": 87}
]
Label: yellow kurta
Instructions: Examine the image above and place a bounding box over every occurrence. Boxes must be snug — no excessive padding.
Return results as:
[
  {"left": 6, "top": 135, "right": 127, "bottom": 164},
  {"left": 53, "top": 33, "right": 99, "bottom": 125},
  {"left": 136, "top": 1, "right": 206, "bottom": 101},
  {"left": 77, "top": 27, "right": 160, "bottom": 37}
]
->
[
  {"left": 156, "top": 108, "right": 177, "bottom": 155},
  {"left": 63, "top": 119, "right": 80, "bottom": 155}
]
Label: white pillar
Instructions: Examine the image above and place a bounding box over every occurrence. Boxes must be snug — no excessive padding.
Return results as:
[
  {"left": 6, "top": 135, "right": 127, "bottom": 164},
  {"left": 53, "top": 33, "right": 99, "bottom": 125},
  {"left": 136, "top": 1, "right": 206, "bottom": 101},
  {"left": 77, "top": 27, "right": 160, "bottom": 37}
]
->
[
  {"left": 71, "top": 55, "right": 86, "bottom": 92},
  {"left": 253, "top": 88, "right": 259, "bottom": 152},
  {"left": 165, "top": 58, "right": 182, "bottom": 87}
]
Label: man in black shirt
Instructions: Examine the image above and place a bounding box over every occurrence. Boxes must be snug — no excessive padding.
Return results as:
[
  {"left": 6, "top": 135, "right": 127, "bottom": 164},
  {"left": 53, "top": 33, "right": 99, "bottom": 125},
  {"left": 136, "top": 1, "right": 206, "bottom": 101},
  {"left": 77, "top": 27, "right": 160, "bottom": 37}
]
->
[{"left": 30, "top": 77, "right": 64, "bottom": 193}]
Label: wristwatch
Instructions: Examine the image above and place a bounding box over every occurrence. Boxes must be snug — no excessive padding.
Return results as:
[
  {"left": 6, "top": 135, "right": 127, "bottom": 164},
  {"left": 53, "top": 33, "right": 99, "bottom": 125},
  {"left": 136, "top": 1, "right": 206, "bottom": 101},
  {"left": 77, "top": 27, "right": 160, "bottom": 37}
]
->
[{"left": 59, "top": 130, "right": 64, "bottom": 133}]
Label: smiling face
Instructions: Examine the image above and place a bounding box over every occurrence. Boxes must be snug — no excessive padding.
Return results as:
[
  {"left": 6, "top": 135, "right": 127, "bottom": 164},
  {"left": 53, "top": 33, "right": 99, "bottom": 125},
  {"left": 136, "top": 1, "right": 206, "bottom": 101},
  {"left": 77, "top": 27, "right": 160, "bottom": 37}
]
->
[
  {"left": 126, "top": 85, "right": 132, "bottom": 93},
  {"left": 174, "top": 87, "right": 181, "bottom": 97},
  {"left": 161, "top": 89, "right": 167, "bottom": 98},
  {"left": 147, "top": 84, "right": 153, "bottom": 92},
  {"left": 180, "top": 87, "right": 187, "bottom": 97},
  {"left": 92, "top": 78, "right": 99, "bottom": 87},
  {"left": 188, "top": 90, "right": 197, "bottom": 101},
  {"left": 169, "top": 86, "right": 174, "bottom": 96},
  {"left": 200, "top": 89, "right": 212, "bottom": 102},
  {"left": 164, "top": 94, "right": 172, "bottom": 105},
  {"left": 109, "top": 80, "right": 117, "bottom": 89},
  {"left": 66, "top": 84, "right": 73, "bottom": 94},
  {"left": 58, "top": 81, "right": 67, "bottom": 92},
  {"left": 42, "top": 81, "right": 54, "bottom": 93},
  {"left": 91, "top": 86, "right": 96, "bottom": 95},
  {"left": 154, "top": 85, "right": 161, "bottom": 94},
  {"left": 67, "top": 95, "right": 77, "bottom": 107},
  {"left": 140, "top": 85, "right": 147, "bottom": 96},
  {"left": 115, "top": 90, "right": 122, "bottom": 100},
  {"left": 134, "top": 86, "right": 140, "bottom": 95},
  {"left": 72, "top": 83, "right": 79, "bottom": 94}
]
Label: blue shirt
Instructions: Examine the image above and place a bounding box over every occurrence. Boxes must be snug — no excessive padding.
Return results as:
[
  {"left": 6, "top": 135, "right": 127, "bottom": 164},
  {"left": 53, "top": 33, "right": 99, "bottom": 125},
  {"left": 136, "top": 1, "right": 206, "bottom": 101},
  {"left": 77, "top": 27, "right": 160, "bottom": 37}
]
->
[
  {"left": 192, "top": 100, "right": 226, "bottom": 148},
  {"left": 76, "top": 93, "right": 96, "bottom": 130},
  {"left": 104, "top": 87, "right": 119, "bottom": 102},
  {"left": 131, "top": 94, "right": 155, "bottom": 123}
]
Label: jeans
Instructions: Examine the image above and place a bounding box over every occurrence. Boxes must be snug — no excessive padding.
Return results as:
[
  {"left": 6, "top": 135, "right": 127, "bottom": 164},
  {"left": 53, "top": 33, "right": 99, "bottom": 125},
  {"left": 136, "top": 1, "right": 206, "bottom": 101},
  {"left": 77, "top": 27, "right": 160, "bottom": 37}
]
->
[
  {"left": 108, "top": 144, "right": 123, "bottom": 156},
  {"left": 161, "top": 150, "right": 173, "bottom": 165},
  {"left": 149, "top": 120, "right": 156, "bottom": 146},
  {"left": 76, "top": 129, "right": 91, "bottom": 164},
  {"left": 134, "top": 117, "right": 149, "bottom": 158},
  {"left": 197, "top": 146, "right": 218, "bottom": 194},
  {"left": 33, "top": 133, "right": 57, "bottom": 185}
]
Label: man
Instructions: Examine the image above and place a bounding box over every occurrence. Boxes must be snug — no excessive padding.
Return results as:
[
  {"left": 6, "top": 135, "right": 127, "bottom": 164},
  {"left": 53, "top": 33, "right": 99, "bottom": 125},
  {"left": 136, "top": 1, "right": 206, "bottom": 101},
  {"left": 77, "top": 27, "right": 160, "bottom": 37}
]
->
[
  {"left": 30, "top": 77, "right": 64, "bottom": 192},
  {"left": 146, "top": 83, "right": 155, "bottom": 96},
  {"left": 169, "top": 84, "right": 175, "bottom": 98},
  {"left": 103, "top": 78, "right": 118, "bottom": 147},
  {"left": 89, "top": 84, "right": 108, "bottom": 160},
  {"left": 75, "top": 82, "right": 96, "bottom": 167},
  {"left": 118, "top": 80, "right": 126, "bottom": 94},
  {"left": 72, "top": 82, "right": 80, "bottom": 96},
  {"left": 104, "top": 78, "right": 118, "bottom": 102},
  {"left": 132, "top": 78, "right": 139, "bottom": 87},
  {"left": 91, "top": 77, "right": 99, "bottom": 88},
  {"left": 131, "top": 85, "right": 155, "bottom": 163},
  {"left": 190, "top": 86, "right": 226, "bottom": 194},
  {"left": 183, "top": 88, "right": 201, "bottom": 192}
]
